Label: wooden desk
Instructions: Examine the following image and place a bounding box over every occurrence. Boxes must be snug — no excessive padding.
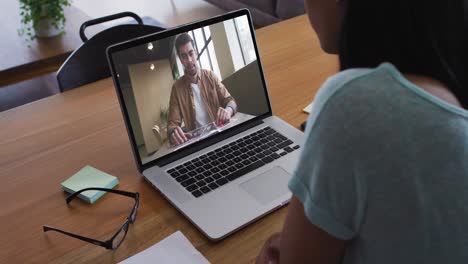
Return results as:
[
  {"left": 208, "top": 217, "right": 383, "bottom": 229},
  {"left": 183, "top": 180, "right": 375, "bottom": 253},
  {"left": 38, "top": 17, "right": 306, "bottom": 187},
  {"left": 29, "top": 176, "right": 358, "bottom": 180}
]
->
[
  {"left": 0, "top": 15, "right": 337, "bottom": 263},
  {"left": 0, "top": 0, "right": 99, "bottom": 86}
]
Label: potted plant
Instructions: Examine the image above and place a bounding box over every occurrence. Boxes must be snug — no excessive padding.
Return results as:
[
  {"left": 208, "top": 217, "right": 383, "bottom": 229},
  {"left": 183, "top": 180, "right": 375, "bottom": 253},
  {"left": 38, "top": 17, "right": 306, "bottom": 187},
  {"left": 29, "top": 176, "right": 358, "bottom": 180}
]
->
[
  {"left": 158, "top": 106, "right": 170, "bottom": 143},
  {"left": 160, "top": 105, "right": 169, "bottom": 126},
  {"left": 18, "top": 0, "right": 72, "bottom": 40}
]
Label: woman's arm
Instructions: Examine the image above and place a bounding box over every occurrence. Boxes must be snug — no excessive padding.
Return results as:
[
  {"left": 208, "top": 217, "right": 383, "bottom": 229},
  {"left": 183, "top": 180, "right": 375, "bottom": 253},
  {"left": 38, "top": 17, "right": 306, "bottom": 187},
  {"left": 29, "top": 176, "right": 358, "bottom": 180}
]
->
[{"left": 257, "top": 196, "right": 346, "bottom": 264}]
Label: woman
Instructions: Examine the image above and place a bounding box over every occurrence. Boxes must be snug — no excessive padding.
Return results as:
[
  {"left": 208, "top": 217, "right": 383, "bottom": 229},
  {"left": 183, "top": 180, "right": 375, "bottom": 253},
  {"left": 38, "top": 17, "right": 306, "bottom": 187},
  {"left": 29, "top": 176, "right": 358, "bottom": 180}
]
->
[{"left": 257, "top": 0, "right": 468, "bottom": 263}]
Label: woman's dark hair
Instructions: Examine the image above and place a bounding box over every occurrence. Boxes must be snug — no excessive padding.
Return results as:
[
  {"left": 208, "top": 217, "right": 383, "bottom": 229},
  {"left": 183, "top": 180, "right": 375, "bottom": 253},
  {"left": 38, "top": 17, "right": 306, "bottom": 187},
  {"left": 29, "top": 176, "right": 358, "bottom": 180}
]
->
[{"left": 339, "top": 1, "right": 468, "bottom": 108}]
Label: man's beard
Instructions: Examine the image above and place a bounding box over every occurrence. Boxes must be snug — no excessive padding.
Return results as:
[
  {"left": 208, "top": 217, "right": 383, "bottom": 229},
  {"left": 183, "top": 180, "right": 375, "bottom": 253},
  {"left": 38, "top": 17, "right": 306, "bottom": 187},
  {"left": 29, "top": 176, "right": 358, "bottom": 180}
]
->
[{"left": 186, "top": 63, "right": 197, "bottom": 76}]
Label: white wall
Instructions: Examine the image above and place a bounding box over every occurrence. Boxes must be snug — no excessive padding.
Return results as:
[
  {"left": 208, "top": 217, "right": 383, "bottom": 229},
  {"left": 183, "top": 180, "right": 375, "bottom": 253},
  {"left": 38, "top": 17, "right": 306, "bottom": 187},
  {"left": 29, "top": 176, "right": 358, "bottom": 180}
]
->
[
  {"left": 128, "top": 59, "right": 174, "bottom": 155},
  {"left": 210, "top": 22, "right": 237, "bottom": 80},
  {"left": 121, "top": 83, "right": 145, "bottom": 146}
]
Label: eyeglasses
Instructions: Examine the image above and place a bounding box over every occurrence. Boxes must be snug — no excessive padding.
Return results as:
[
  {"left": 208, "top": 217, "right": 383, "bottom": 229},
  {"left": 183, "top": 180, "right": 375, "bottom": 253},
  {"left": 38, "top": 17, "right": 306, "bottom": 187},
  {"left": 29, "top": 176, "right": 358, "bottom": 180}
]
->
[{"left": 43, "top": 188, "right": 139, "bottom": 250}]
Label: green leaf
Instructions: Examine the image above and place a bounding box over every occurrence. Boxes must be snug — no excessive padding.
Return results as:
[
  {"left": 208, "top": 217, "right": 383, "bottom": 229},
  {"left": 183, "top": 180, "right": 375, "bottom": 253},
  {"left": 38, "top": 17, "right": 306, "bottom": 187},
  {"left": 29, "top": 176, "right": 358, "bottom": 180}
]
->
[{"left": 17, "top": 0, "right": 73, "bottom": 40}]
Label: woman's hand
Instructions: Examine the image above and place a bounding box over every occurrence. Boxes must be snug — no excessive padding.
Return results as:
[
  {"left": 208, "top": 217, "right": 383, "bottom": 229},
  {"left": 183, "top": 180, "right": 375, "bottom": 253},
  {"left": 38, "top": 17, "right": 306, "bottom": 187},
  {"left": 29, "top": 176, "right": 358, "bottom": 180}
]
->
[{"left": 256, "top": 232, "right": 281, "bottom": 264}]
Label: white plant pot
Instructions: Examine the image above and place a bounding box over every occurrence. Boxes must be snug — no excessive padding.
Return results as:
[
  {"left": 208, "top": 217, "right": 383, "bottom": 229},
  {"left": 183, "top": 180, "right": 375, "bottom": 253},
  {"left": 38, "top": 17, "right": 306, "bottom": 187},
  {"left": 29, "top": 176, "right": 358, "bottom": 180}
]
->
[{"left": 35, "top": 19, "right": 61, "bottom": 38}]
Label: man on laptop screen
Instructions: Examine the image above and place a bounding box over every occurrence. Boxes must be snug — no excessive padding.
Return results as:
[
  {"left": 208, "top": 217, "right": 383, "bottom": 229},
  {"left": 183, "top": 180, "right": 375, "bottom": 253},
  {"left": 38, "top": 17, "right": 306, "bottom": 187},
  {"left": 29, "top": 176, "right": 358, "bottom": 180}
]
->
[
  {"left": 116, "top": 15, "right": 268, "bottom": 164},
  {"left": 168, "top": 33, "right": 237, "bottom": 146}
]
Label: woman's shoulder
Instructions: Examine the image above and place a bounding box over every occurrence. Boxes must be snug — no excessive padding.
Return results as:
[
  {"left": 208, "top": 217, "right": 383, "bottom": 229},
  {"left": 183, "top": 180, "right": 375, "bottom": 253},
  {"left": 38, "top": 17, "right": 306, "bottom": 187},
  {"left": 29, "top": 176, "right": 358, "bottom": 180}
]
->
[
  {"left": 310, "top": 63, "right": 398, "bottom": 121},
  {"left": 314, "top": 62, "right": 468, "bottom": 120},
  {"left": 315, "top": 63, "right": 397, "bottom": 106}
]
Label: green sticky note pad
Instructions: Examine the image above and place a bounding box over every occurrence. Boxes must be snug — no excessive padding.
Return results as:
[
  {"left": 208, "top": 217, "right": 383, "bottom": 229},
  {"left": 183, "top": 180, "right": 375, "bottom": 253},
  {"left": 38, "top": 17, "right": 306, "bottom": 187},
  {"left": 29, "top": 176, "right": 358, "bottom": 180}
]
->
[{"left": 61, "top": 166, "right": 119, "bottom": 204}]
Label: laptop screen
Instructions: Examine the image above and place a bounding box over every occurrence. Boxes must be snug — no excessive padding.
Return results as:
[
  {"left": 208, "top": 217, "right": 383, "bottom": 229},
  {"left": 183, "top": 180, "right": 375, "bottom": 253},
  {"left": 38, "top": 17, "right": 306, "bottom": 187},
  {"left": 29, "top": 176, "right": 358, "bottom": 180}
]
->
[{"left": 110, "top": 13, "right": 270, "bottom": 166}]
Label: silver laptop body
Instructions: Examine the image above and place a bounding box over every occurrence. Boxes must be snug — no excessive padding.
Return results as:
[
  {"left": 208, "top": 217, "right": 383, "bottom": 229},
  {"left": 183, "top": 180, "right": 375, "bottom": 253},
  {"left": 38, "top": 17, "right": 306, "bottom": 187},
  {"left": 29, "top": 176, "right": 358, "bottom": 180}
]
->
[{"left": 107, "top": 9, "right": 304, "bottom": 240}]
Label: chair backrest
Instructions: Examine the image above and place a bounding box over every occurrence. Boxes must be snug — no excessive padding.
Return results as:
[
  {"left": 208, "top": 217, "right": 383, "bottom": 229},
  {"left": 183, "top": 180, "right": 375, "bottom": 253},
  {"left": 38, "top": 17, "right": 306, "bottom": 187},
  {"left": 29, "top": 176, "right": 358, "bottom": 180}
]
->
[{"left": 57, "top": 12, "right": 164, "bottom": 92}]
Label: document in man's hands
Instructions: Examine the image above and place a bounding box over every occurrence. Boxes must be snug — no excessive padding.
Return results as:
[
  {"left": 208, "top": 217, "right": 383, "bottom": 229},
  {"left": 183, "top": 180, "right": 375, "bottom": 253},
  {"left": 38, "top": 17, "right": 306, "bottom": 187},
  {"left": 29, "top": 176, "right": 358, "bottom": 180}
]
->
[{"left": 119, "top": 231, "right": 210, "bottom": 264}]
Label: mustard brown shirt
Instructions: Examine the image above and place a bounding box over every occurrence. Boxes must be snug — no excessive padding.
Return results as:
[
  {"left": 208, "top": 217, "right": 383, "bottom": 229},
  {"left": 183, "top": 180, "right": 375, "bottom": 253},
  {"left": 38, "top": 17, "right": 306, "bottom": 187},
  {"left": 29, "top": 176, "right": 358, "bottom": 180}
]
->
[{"left": 167, "top": 69, "right": 237, "bottom": 140}]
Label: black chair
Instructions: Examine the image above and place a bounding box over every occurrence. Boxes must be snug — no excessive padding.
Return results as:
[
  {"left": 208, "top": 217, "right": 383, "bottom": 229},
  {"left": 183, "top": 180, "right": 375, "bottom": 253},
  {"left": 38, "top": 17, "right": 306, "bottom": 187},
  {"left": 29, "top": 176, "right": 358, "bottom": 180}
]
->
[{"left": 56, "top": 12, "right": 165, "bottom": 92}]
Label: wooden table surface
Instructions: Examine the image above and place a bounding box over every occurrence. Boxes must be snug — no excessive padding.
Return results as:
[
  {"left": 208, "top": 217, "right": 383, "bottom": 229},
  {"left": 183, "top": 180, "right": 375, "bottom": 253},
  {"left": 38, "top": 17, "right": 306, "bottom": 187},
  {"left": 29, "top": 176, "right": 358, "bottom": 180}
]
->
[
  {"left": 0, "top": 15, "right": 338, "bottom": 264},
  {"left": 0, "top": 0, "right": 100, "bottom": 86}
]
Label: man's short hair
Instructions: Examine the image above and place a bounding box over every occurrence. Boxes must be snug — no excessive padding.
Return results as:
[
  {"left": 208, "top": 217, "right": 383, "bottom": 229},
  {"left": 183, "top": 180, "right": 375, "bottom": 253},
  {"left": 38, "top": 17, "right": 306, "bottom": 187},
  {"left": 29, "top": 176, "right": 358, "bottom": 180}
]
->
[{"left": 175, "top": 33, "right": 194, "bottom": 55}]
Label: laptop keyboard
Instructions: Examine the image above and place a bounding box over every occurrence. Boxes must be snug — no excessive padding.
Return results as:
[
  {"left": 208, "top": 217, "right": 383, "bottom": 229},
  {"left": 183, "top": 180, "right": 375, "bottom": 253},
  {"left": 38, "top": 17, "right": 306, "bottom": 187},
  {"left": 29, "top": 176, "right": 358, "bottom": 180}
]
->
[{"left": 166, "top": 126, "right": 300, "bottom": 198}]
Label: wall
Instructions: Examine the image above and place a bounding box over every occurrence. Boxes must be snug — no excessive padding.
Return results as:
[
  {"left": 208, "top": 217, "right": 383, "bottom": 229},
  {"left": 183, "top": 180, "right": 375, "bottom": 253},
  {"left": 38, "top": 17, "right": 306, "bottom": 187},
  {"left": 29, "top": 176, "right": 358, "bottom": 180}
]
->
[
  {"left": 128, "top": 59, "right": 174, "bottom": 155},
  {"left": 121, "top": 83, "right": 145, "bottom": 147},
  {"left": 210, "top": 22, "right": 237, "bottom": 80},
  {"left": 221, "top": 60, "right": 269, "bottom": 116}
]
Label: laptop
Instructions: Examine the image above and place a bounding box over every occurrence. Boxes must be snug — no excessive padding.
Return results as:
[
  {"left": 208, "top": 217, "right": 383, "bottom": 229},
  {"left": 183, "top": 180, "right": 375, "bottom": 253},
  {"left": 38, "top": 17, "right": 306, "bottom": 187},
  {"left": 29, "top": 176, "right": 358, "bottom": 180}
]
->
[{"left": 107, "top": 9, "right": 304, "bottom": 241}]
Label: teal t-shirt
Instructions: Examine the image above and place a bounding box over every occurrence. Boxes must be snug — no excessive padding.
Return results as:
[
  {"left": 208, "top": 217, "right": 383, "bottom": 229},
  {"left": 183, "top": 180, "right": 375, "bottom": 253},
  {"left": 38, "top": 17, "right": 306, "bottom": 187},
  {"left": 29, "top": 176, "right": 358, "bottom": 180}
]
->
[{"left": 289, "top": 63, "right": 468, "bottom": 263}]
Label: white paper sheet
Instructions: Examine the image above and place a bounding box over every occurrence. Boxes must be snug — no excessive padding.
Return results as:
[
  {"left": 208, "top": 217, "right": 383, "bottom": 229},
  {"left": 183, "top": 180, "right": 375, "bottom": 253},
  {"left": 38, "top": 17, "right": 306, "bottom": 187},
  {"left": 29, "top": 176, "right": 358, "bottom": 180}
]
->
[
  {"left": 119, "top": 231, "right": 210, "bottom": 264},
  {"left": 303, "top": 102, "right": 313, "bottom": 114}
]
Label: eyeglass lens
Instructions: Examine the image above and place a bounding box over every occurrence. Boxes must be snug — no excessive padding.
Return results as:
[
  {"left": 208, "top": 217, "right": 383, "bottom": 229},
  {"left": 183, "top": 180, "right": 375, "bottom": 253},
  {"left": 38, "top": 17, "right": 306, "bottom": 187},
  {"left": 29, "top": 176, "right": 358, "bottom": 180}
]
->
[{"left": 112, "top": 223, "right": 129, "bottom": 249}]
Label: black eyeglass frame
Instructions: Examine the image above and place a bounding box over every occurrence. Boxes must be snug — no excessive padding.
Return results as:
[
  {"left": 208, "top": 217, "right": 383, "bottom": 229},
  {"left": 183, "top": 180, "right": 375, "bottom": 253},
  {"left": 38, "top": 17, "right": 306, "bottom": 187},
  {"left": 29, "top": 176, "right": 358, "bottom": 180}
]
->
[{"left": 43, "top": 188, "right": 140, "bottom": 250}]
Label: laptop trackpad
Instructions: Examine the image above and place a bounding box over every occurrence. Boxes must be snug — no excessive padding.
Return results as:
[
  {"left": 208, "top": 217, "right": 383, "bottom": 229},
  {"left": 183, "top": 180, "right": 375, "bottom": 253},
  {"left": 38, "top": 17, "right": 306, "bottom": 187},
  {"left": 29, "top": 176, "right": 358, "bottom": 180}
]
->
[{"left": 240, "top": 166, "right": 291, "bottom": 205}]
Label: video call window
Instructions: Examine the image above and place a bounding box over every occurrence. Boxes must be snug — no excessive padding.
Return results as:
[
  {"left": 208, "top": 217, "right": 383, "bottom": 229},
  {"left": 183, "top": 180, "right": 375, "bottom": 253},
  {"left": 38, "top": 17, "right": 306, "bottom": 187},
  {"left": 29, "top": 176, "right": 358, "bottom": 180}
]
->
[{"left": 112, "top": 15, "right": 269, "bottom": 165}]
